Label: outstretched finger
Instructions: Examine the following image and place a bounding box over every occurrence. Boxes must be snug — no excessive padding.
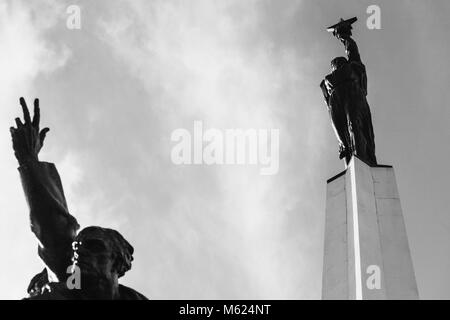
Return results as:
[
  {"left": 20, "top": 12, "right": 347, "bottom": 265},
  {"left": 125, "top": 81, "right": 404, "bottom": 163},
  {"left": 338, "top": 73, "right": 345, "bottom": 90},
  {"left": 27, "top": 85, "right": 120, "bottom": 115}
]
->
[
  {"left": 32, "top": 98, "right": 40, "bottom": 128},
  {"left": 20, "top": 97, "right": 32, "bottom": 125},
  {"left": 39, "top": 127, "right": 50, "bottom": 145},
  {"left": 15, "top": 117, "right": 24, "bottom": 128}
]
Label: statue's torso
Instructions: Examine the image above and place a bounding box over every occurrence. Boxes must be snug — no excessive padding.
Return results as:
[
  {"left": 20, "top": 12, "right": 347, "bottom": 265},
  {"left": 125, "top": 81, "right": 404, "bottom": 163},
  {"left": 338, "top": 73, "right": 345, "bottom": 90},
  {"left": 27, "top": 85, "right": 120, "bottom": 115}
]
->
[{"left": 325, "top": 62, "right": 365, "bottom": 95}]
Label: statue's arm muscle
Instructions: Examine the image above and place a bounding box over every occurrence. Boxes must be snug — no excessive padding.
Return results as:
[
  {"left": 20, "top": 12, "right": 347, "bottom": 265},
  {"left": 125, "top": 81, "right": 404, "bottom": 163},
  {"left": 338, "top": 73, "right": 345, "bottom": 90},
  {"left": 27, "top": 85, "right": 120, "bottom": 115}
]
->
[
  {"left": 344, "top": 37, "right": 368, "bottom": 94},
  {"left": 19, "top": 160, "right": 79, "bottom": 280},
  {"left": 320, "top": 79, "right": 331, "bottom": 105},
  {"left": 343, "top": 37, "right": 362, "bottom": 63}
]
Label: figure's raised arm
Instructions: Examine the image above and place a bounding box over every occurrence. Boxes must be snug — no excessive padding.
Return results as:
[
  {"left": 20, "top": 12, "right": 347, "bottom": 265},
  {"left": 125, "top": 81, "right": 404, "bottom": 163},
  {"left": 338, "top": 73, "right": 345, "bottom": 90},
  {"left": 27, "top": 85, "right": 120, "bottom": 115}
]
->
[
  {"left": 10, "top": 98, "right": 79, "bottom": 280},
  {"left": 338, "top": 34, "right": 362, "bottom": 63}
]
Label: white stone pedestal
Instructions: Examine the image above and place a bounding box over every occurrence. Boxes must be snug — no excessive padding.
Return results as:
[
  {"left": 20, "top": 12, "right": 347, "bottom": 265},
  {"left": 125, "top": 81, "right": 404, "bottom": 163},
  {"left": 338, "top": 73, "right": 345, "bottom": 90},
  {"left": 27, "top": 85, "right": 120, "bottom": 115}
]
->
[{"left": 322, "top": 156, "right": 419, "bottom": 300}]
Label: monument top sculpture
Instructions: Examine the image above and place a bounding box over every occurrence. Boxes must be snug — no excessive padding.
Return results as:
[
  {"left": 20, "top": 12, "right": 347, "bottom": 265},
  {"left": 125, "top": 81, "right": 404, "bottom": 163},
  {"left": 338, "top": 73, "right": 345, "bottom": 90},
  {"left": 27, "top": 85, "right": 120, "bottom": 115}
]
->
[
  {"left": 10, "top": 97, "right": 147, "bottom": 299},
  {"left": 326, "top": 17, "right": 358, "bottom": 35},
  {"left": 320, "top": 17, "right": 377, "bottom": 166},
  {"left": 321, "top": 21, "right": 419, "bottom": 299}
]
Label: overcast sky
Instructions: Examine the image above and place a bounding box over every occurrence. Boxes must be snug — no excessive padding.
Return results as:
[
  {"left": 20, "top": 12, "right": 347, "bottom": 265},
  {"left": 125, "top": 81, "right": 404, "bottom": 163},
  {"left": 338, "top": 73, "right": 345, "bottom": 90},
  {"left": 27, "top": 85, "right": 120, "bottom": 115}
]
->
[{"left": 1, "top": 0, "right": 449, "bottom": 299}]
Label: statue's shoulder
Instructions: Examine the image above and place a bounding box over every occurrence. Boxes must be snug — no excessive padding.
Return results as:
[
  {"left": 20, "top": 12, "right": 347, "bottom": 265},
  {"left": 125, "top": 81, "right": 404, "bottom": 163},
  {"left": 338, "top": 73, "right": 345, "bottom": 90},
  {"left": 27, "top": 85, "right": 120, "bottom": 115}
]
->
[
  {"left": 349, "top": 60, "right": 366, "bottom": 73},
  {"left": 24, "top": 282, "right": 79, "bottom": 300},
  {"left": 119, "top": 284, "right": 149, "bottom": 300}
]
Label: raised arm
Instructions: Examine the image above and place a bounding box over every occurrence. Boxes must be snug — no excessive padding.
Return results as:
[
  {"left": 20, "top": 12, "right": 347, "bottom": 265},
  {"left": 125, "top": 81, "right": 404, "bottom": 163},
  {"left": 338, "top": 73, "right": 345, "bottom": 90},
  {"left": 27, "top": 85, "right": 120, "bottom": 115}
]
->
[
  {"left": 339, "top": 34, "right": 362, "bottom": 63},
  {"left": 10, "top": 98, "right": 79, "bottom": 280},
  {"left": 337, "top": 33, "right": 368, "bottom": 94}
]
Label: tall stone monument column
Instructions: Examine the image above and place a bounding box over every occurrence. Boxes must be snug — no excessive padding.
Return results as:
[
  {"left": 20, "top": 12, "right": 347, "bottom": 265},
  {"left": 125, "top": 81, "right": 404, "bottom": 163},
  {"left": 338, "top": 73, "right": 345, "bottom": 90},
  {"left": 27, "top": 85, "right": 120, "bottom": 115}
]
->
[
  {"left": 322, "top": 156, "right": 419, "bottom": 299},
  {"left": 319, "top": 17, "right": 419, "bottom": 299}
]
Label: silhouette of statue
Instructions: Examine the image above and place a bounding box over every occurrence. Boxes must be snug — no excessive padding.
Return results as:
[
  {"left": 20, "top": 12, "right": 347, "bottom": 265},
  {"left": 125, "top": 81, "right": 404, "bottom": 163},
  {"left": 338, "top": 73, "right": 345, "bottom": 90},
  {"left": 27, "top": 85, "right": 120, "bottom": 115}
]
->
[
  {"left": 10, "top": 98, "right": 147, "bottom": 300},
  {"left": 320, "top": 18, "right": 377, "bottom": 166}
]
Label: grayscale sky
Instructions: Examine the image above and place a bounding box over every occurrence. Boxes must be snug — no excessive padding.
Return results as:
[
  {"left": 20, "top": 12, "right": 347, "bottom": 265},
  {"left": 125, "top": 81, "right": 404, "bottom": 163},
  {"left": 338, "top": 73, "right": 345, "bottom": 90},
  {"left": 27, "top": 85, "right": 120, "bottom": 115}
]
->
[{"left": 0, "top": 0, "right": 449, "bottom": 299}]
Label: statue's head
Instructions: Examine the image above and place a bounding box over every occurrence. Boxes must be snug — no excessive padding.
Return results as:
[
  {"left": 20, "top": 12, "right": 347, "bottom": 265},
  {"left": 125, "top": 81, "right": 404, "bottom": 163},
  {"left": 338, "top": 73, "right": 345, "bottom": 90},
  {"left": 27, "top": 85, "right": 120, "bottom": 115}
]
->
[
  {"left": 331, "top": 56, "right": 347, "bottom": 72},
  {"left": 73, "top": 226, "right": 134, "bottom": 285}
]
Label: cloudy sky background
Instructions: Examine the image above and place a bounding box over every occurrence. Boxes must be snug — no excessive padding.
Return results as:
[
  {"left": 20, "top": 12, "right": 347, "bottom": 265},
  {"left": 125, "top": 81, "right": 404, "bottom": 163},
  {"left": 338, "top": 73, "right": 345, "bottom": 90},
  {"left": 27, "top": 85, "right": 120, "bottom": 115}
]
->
[{"left": 1, "top": 0, "right": 449, "bottom": 299}]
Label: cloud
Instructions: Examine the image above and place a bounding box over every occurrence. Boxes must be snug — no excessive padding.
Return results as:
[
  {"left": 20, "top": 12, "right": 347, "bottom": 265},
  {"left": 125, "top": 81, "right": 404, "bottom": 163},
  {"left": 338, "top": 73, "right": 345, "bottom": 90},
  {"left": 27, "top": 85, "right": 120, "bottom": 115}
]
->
[
  {"left": 1, "top": 0, "right": 328, "bottom": 299},
  {"left": 0, "top": 0, "right": 71, "bottom": 298},
  {"left": 92, "top": 0, "right": 325, "bottom": 298},
  {"left": 3, "top": 0, "right": 450, "bottom": 301}
]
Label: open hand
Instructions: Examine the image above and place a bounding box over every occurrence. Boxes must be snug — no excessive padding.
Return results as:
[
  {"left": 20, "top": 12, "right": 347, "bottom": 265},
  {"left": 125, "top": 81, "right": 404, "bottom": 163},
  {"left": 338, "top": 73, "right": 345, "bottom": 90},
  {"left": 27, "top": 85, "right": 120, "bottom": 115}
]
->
[{"left": 10, "top": 97, "right": 50, "bottom": 165}]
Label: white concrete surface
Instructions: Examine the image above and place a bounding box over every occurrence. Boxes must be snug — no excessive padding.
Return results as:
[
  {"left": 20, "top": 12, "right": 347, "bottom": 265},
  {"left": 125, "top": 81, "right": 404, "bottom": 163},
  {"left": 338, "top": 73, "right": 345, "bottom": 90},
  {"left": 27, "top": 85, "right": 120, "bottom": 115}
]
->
[{"left": 322, "top": 157, "right": 419, "bottom": 300}]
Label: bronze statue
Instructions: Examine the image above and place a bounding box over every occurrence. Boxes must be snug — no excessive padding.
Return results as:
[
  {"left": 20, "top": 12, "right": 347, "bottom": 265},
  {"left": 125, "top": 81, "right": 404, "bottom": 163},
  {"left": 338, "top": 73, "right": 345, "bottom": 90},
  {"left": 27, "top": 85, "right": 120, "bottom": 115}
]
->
[
  {"left": 320, "top": 17, "right": 377, "bottom": 166},
  {"left": 10, "top": 98, "right": 147, "bottom": 300}
]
